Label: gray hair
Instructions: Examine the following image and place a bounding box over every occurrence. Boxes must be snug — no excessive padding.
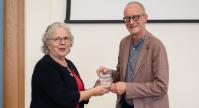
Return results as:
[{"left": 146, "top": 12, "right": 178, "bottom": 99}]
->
[
  {"left": 41, "top": 22, "right": 74, "bottom": 54},
  {"left": 125, "top": 1, "right": 146, "bottom": 14}
]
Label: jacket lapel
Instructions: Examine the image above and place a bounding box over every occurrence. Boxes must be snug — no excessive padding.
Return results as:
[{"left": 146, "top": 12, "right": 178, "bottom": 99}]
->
[
  {"left": 122, "top": 36, "right": 131, "bottom": 80},
  {"left": 133, "top": 32, "right": 150, "bottom": 79}
]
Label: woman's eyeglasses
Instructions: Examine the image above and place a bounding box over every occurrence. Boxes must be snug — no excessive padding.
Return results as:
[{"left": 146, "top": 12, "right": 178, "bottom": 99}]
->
[{"left": 50, "top": 36, "right": 71, "bottom": 44}]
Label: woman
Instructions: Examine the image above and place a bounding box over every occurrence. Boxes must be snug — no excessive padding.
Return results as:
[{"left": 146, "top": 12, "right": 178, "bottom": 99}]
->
[{"left": 30, "top": 22, "right": 108, "bottom": 108}]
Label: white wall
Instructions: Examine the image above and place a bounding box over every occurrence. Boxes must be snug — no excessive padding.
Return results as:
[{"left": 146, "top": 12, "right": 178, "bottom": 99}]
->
[
  {"left": 25, "top": 0, "right": 199, "bottom": 108},
  {"left": 70, "top": 0, "right": 199, "bottom": 20}
]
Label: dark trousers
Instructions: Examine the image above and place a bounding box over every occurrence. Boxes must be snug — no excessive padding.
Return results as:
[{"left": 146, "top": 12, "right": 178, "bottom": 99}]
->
[{"left": 121, "top": 97, "right": 134, "bottom": 108}]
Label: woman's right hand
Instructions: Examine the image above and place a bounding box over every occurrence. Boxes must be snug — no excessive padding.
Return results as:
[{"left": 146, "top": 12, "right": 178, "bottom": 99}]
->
[{"left": 92, "top": 85, "right": 109, "bottom": 96}]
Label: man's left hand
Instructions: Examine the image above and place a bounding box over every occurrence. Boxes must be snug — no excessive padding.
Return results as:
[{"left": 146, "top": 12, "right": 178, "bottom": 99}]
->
[{"left": 110, "top": 82, "right": 126, "bottom": 95}]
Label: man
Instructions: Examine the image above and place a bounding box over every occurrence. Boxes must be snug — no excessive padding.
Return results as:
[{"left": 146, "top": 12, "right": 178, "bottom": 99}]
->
[{"left": 97, "top": 1, "right": 169, "bottom": 108}]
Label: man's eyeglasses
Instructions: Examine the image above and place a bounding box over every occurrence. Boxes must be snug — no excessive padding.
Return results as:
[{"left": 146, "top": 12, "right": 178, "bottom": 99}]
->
[
  {"left": 50, "top": 36, "right": 71, "bottom": 44},
  {"left": 123, "top": 14, "right": 144, "bottom": 23}
]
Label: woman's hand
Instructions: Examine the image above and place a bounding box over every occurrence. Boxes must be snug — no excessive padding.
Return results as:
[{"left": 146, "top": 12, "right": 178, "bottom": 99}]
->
[
  {"left": 92, "top": 85, "right": 109, "bottom": 96},
  {"left": 79, "top": 85, "right": 109, "bottom": 102},
  {"left": 94, "top": 79, "right": 100, "bottom": 87}
]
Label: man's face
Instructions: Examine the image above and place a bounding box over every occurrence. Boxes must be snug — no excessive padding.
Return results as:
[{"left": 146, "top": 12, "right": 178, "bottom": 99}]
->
[{"left": 124, "top": 3, "right": 148, "bottom": 36}]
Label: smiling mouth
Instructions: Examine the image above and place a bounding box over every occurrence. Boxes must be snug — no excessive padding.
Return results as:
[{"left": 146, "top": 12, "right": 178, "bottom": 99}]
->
[
  {"left": 128, "top": 24, "right": 137, "bottom": 28},
  {"left": 129, "top": 26, "right": 134, "bottom": 29},
  {"left": 59, "top": 48, "right": 66, "bottom": 51}
]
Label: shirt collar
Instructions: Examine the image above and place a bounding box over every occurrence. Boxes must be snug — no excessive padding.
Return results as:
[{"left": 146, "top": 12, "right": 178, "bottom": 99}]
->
[{"left": 131, "top": 37, "right": 144, "bottom": 47}]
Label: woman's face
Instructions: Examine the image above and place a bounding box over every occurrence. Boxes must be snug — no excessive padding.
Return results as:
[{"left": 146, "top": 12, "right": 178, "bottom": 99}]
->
[{"left": 48, "top": 27, "right": 71, "bottom": 59}]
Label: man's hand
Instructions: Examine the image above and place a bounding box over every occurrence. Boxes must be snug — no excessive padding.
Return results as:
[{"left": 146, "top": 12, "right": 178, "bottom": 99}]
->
[
  {"left": 96, "top": 66, "right": 112, "bottom": 76},
  {"left": 110, "top": 82, "right": 126, "bottom": 95}
]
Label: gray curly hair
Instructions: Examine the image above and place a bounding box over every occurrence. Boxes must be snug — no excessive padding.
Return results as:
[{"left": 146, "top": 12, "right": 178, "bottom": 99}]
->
[{"left": 41, "top": 22, "right": 74, "bottom": 54}]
